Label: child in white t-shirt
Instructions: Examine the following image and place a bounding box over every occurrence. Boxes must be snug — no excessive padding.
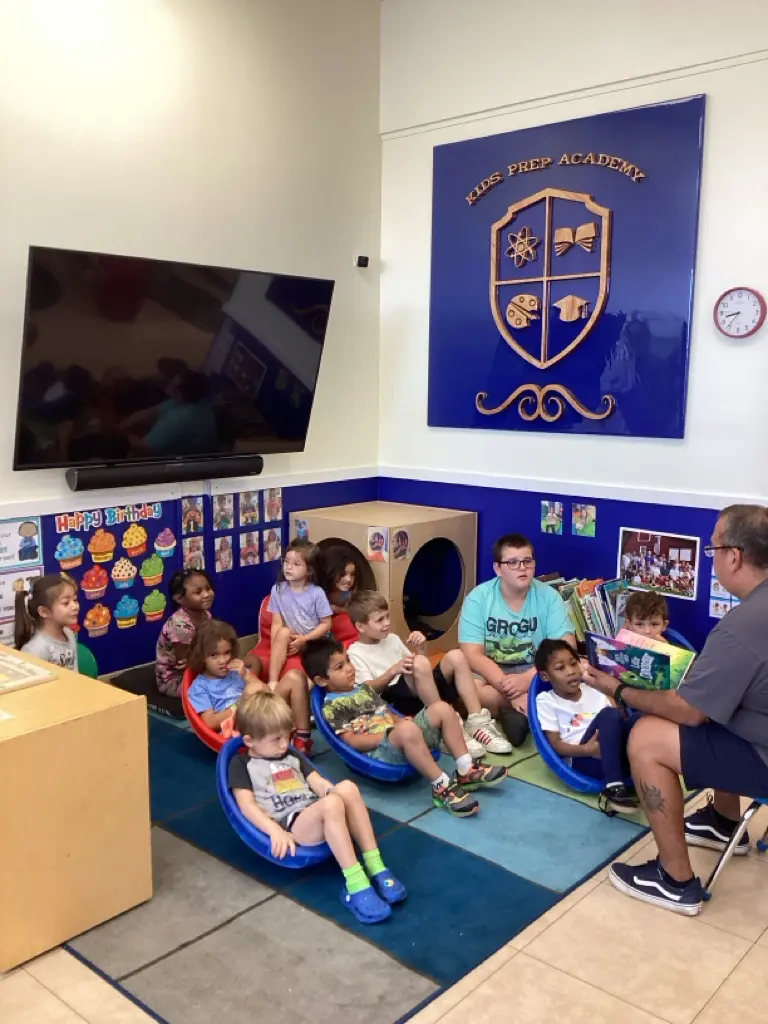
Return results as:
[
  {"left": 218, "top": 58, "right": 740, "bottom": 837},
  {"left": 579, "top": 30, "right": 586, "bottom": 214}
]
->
[
  {"left": 534, "top": 639, "right": 639, "bottom": 814},
  {"left": 346, "top": 591, "right": 512, "bottom": 757}
]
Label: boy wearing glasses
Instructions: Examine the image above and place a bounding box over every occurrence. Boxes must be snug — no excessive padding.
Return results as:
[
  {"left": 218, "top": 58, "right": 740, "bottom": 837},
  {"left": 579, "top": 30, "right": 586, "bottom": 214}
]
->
[{"left": 459, "top": 533, "right": 575, "bottom": 745}]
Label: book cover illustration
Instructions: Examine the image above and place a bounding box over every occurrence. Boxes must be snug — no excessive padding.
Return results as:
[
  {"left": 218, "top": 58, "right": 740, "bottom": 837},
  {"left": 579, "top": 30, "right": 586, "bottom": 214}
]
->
[{"left": 587, "top": 629, "right": 695, "bottom": 690}]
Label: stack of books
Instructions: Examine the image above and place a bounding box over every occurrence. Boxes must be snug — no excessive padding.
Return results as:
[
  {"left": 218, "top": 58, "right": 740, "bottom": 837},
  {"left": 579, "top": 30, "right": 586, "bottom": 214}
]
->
[{"left": 540, "top": 575, "right": 629, "bottom": 641}]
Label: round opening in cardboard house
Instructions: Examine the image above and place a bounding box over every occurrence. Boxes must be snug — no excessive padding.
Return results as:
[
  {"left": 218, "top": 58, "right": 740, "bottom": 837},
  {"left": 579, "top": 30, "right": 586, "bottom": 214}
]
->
[{"left": 403, "top": 538, "right": 465, "bottom": 641}]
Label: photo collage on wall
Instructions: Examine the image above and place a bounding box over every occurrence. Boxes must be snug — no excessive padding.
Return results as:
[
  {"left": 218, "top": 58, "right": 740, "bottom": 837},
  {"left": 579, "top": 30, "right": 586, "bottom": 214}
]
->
[
  {"left": 208, "top": 487, "right": 284, "bottom": 572},
  {"left": 539, "top": 500, "right": 598, "bottom": 538},
  {"left": 48, "top": 502, "right": 180, "bottom": 643}
]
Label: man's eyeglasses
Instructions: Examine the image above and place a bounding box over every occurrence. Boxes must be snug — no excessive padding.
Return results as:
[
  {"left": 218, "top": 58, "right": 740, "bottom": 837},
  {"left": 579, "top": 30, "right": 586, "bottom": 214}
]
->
[
  {"left": 704, "top": 544, "right": 743, "bottom": 557},
  {"left": 498, "top": 557, "right": 536, "bottom": 570}
]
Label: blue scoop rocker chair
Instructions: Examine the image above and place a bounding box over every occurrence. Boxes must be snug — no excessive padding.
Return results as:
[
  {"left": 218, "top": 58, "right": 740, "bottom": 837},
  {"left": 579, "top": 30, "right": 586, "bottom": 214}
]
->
[
  {"left": 527, "top": 628, "right": 696, "bottom": 793},
  {"left": 310, "top": 684, "right": 441, "bottom": 783},
  {"left": 216, "top": 736, "right": 332, "bottom": 869}
]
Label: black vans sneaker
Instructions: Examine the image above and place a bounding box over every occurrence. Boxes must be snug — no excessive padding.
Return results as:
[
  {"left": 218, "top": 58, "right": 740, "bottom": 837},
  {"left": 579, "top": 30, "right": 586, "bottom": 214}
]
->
[
  {"left": 684, "top": 802, "right": 750, "bottom": 855},
  {"left": 609, "top": 858, "right": 704, "bottom": 916},
  {"left": 600, "top": 783, "right": 640, "bottom": 815}
]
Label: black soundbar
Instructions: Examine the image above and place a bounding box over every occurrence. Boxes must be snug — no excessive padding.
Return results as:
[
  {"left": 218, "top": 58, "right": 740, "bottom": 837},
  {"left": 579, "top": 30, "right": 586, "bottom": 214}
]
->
[{"left": 65, "top": 456, "right": 264, "bottom": 492}]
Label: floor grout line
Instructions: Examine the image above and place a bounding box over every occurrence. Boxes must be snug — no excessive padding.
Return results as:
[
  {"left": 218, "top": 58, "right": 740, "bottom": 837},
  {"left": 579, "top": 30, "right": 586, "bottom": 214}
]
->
[
  {"left": 116, "top": 892, "right": 279, "bottom": 983},
  {"left": 20, "top": 970, "right": 91, "bottom": 1024}
]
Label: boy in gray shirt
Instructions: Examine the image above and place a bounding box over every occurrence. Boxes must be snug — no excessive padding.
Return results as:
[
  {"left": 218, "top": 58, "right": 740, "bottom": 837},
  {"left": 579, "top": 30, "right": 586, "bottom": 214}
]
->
[{"left": 228, "top": 690, "right": 406, "bottom": 925}]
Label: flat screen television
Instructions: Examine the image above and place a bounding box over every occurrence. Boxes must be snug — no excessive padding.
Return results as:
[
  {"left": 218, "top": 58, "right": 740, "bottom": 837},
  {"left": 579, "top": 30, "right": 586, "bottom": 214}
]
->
[{"left": 13, "top": 247, "right": 334, "bottom": 471}]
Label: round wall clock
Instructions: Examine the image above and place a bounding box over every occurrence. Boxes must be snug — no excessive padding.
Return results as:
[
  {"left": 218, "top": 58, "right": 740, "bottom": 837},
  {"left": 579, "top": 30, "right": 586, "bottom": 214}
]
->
[{"left": 713, "top": 287, "right": 766, "bottom": 339}]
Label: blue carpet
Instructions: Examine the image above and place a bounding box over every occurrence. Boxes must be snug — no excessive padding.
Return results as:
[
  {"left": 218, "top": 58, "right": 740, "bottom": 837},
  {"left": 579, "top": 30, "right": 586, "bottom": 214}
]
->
[
  {"left": 146, "top": 716, "right": 643, "bottom": 988},
  {"left": 288, "top": 823, "right": 558, "bottom": 985},
  {"left": 411, "top": 778, "right": 645, "bottom": 892}
]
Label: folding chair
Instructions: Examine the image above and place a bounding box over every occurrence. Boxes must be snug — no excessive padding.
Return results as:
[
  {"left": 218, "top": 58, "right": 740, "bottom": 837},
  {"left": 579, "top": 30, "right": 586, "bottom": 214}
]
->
[{"left": 702, "top": 796, "right": 768, "bottom": 899}]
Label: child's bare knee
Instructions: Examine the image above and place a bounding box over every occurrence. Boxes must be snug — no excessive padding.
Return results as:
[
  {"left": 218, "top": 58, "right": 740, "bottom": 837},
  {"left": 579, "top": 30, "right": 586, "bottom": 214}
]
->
[
  {"left": 412, "top": 654, "right": 431, "bottom": 674},
  {"left": 393, "top": 719, "right": 421, "bottom": 744},
  {"left": 321, "top": 791, "right": 346, "bottom": 816},
  {"left": 443, "top": 649, "right": 466, "bottom": 670},
  {"left": 333, "top": 779, "right": 360, "bottom": 800},
  {"left": 282, "top": 668, "right": 306, "bottom": 688}
]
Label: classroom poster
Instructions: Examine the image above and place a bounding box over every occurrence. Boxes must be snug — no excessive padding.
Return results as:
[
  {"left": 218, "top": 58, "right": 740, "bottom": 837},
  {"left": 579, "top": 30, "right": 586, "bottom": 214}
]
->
[
  {"left": 39, "top": 500, "right": 182, "bottom": 674},
  {"left": 0, "top": 516, "right": 43, "bottom": 570}
]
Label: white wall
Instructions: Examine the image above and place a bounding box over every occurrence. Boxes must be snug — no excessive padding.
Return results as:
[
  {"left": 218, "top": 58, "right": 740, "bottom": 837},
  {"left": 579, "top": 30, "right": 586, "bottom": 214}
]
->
[
  {"left": 0, "top": 0, "right": 381, "bottom": 513},
  {"left": 379, "top": 0, "right": 768, "bottom": 507}
]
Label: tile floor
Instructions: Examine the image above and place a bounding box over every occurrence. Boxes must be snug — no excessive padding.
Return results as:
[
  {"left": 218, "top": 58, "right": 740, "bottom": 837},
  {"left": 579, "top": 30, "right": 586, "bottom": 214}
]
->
[{"left": 5, "top": 792, "right": 768, "bottom": 1024}]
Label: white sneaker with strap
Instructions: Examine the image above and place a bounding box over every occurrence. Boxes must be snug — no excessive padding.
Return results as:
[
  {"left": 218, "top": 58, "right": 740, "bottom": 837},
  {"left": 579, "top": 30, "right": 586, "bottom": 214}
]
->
[{"left": 466, "top": 708, "right": 513, "bottom": 754}]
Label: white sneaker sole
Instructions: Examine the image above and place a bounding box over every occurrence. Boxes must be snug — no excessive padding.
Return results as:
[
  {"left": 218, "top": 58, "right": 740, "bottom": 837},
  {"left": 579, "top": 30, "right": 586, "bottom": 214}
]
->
[
  {"left": 608, "top": 867, "right": 702, "bottom": 916},
  {"left": 685, "top": 833, "right": 750, "bottom": 855}
]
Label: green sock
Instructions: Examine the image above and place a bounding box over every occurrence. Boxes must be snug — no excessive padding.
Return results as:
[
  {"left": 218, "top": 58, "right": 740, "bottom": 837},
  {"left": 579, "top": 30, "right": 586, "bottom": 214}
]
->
[
  {"left": 342, "top": 862, "right": 370, "bottom": 894},
  {"left": 362, "top": 848, "right": 386, "bottom": 877}
]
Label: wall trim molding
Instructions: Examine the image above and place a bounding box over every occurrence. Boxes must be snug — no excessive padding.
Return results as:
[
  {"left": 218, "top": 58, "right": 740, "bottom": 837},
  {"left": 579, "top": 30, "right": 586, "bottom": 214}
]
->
[
  {"left": 378, "top": 464, "right": 763, "bottom": 511},
  {"left": 1, "top": 463, "right": 759, "bottom": 519},
  {"left": 380, "top": 48, "right": 768, "bottom": 140},
  {"left": 0, "top": 465, "right": 379, "bottom": 519}
]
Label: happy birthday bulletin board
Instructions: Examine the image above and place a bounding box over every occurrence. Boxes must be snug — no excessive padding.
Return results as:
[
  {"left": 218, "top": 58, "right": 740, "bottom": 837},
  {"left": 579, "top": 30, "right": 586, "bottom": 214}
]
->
[{"left": 15, "top": 489, "right": 289, "bottom": 675}]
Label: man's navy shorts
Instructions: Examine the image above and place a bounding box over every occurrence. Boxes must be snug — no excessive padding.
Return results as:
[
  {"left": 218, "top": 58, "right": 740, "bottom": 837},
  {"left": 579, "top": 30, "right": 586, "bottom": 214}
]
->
[{"left": 680, "top": 721, "right": 768, "bottom": 797}]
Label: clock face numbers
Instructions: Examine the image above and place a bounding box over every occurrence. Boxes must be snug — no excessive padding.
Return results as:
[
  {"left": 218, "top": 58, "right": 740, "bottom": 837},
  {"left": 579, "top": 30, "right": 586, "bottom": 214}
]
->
[{"left": 715, "top": 289, "right": 765, "bottom": 338}]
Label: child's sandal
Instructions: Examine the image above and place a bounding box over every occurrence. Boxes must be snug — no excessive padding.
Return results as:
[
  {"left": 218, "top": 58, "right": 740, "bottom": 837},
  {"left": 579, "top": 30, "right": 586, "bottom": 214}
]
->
[
  {"left": 340, "top": 886, "right": 391, "bottom": 923},
  {"left": 370, "top": 870, "right": 407, "bottom": 905}
]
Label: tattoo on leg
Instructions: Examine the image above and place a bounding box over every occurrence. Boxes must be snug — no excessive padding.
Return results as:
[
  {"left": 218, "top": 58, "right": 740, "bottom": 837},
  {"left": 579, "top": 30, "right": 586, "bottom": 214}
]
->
[{"left": 638, "top": 779, "right": 666, "bottom": 815}]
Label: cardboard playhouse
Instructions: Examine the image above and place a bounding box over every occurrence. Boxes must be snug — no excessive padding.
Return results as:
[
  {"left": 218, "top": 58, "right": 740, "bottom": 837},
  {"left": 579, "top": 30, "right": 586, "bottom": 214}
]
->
[{"left": 289, "top": 501, "right": 477, "bottom": 655}]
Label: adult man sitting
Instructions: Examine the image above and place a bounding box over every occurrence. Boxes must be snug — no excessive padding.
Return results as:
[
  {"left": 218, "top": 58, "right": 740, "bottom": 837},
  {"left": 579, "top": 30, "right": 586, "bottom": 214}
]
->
[
  {"left": 459, "top": 532, "right": 575, "bottom": 745},
  {"left": 584, "top": 504, "right": 768, "bottom": 915}
]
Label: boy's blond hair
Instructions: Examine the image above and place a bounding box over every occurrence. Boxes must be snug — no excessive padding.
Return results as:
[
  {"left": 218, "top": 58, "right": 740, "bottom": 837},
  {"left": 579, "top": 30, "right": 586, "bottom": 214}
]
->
[
  {"left": 625, "top": 590, "right": 669, "bottom": 623},
  {"left": 348, "top": 589, "right": 388, "bottom": 628},
  {"left": 235, "top": 691, "right": 294, "bottom": 739}
]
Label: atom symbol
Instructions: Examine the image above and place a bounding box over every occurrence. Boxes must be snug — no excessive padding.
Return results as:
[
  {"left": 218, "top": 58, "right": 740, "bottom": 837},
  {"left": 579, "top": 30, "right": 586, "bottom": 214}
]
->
[{"left": 505, "top": 225, "right": 539, "bottom": 268}]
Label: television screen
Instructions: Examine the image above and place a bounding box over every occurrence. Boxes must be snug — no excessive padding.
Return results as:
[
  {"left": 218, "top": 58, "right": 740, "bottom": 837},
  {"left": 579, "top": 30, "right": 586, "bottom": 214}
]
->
[{"left": 13, "top": 247, "right": 334, "bottom": 470}]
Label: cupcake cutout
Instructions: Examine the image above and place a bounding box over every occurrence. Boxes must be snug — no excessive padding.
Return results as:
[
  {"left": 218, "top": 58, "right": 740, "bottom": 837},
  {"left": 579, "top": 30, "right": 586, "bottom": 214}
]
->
[
  {"left": 142, "top": 589, "right": 167, "bottom": 622},
  {"left": 55, "top": 534, "right": 85, "bottom": 570},
  {"left": 81, "top": 566, "right": 108, "bottom": 601},
  {"left": 84, "top": 603, "right": 111, "bottom": 638},
  {"left": 140, "top": 553, "right": 164, "bottom": 587},
  {"left": 154, "top": 528, "right": 177, "bottom": 559},
  {"left": 88, "top": 528, "right": 116, "bottom": 564},
  {"left": 122, "top": 524, "right": 148, "bottom": 558},
  {"left": 114, "top": 595, "right": 140, "bottom": 629},
  {"left": 112, "top": 557, "right": 138, "bottom": 590}
]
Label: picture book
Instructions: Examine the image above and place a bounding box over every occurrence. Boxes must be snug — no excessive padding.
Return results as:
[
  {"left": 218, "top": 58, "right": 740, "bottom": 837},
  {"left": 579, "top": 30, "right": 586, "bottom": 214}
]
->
[
  {"left": 0, "top": 649, "right": 55, "bottom": 696},
  {"left": 586, "top": 629, "right": 695, "bottom": 690}
]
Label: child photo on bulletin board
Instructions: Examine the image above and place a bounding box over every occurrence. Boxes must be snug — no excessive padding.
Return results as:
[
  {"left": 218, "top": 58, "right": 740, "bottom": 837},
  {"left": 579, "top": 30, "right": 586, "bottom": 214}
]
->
[
  {"left": 572, "top": 503, "right": 597, "bottom": 538},
  {"left": 239, "top": 491, "right": 260, "bottom": 527},
  {"left": 239, "top": 532, "right": 260, "bottom": 567},
  {"left": 214, "top": 535, "right": 233, "bottom": 572},
  {"left": 213, "top": 494, "right": 234, "bottom": 532},
  {"left": 264, "top": 528, "right": 282, "bottom": 562},
  {"left": 182, "top": 536, "right": 205, "bottom": 570},
  {"left": 265, "top": 488, "right": 283, "bottom": 523},
  {"left": 181, "top": 497, "right": 204, "bottom": 535},
  {"left": 367, "top": 527, "right": 389, "bottom": 562},
  {"left": 540, "top": 501, "right": 563, "bottom": 535}
]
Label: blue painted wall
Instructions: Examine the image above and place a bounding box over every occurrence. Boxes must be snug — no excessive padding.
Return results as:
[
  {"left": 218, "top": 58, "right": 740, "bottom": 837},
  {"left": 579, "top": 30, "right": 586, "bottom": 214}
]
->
[{"left": 379, "top": 477, "right": 718, "bottom": 651}]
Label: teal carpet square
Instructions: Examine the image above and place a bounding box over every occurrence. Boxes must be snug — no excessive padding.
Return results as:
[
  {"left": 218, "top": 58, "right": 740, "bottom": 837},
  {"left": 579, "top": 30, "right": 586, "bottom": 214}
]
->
[
  {"left": 317, "top": 748, "right": 455, "bottom": 823},
  {"left": 411, "top": 778, "right": 645, "bottom": 892}
]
